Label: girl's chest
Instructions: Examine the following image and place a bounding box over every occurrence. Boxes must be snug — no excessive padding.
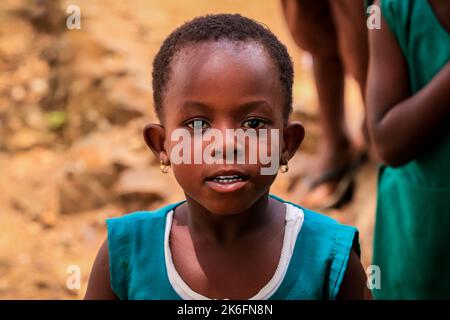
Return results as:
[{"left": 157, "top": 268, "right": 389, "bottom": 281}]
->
[{"left": 169, "top": 226, "right": 284, "bottom": 299}]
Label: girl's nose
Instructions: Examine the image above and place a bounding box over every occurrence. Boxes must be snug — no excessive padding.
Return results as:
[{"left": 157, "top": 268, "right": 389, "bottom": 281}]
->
[{"left": 209, "top": 125, "right": 245, "bottom": 162}]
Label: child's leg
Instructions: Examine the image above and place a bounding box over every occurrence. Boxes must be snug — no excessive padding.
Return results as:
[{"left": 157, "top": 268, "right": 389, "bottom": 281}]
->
[
  {"left": 329, "top": 0, "right": 370, "bottom": 146},
  {"left": 329, "top": 0, "right": 368, "bottom": 93},
  {"left": 281, "top": 0, "right": 357, "bottom": 207}
]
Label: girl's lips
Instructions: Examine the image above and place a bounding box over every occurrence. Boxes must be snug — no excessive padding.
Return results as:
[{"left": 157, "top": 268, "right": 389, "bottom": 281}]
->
[
  {"left": 205, "top": 179, "right": 249, "bottom": 193},
  {"left": 204, "top": 170, "right": 250, "bottom": 193}
]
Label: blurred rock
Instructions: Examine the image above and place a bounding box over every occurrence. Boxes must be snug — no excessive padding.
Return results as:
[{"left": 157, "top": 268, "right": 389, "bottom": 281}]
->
[
  {"left": 115, "top": 167, "right": 173, "bottom": 197},
  {"left": 7, "top": 128, "right": 53, "bottom": 150},
  {"left": 10, "top": 85, "right": 26, "bottom": 102},
  {"left": 16, "top": 0, "right": 65, "bottom": 34}
]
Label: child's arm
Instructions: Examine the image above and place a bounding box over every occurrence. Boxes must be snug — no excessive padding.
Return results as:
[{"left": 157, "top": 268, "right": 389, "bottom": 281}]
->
[
  {"left": 84, "top": 240, "right": 119, "bottom": 300},
  {"left": 366, "top": 0, "right": 450, "bottom": 167},
  {"left": 337, "top": 250, "right": 372, "bottom": 300}
]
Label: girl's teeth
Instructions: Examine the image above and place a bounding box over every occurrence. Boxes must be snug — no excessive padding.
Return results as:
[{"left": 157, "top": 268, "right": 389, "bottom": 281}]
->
[{"left": 212, "top": 175, "right": 244, "bottom": 183}]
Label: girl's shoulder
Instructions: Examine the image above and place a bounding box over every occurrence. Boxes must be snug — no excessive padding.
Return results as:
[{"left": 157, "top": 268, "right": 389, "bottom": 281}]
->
[
  {"left": 300, "top": 204, "right": 358, "bottom": 241},
  {"left": 271, "top": 195, "right": 361, "bottom": 299},
  {"left": 272, "top": 194, "right": 359, "bottom": 247},
  {"left": 275, "top": 195, "right": 360, "bottom": 255},
  {"left": 105, "top": 201, "right": 183, "bottom": 300}
]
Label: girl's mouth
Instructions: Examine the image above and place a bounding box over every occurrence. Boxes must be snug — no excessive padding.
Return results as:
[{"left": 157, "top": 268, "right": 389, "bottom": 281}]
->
[{"left": 205, "top": 173, "right": 249, "bottom": 193}]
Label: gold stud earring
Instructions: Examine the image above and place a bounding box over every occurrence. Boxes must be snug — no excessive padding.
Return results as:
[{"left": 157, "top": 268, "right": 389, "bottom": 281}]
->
[
  {"left": 279, "top": 162, "right": 289, "bottom": 173},
  {"left": 160, "top": 160, "right": 170, "bottom": 173}
]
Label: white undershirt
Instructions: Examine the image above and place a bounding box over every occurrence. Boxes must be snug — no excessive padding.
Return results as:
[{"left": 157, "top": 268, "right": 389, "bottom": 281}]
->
[{"left": 164, "top": 203, "right": 304, "bottom": 300}]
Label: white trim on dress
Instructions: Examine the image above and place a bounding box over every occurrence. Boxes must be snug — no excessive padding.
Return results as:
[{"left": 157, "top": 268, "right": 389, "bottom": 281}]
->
[{"left": 164, "top": 203, "right": 304, "bottom": 300}]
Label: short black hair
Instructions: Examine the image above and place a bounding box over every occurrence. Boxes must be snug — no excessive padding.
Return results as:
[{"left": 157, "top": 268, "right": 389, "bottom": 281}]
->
[{"left": 152, "top": 13, "right": 294, "bottom": 120}]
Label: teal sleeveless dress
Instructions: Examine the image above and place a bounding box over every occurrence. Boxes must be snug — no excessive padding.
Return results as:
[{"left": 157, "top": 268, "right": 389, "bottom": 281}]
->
[
  {"left": 372, "top": 0, "right": 450, "bottom": 299},
  {"left": 106, "top": 195, "right": 360, "bottom": 300}
]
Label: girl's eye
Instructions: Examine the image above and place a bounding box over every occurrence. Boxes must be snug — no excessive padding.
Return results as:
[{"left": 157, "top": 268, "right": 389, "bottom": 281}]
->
[
  {"left": 242, "top": 119, "right": 266, "bottom": 129},
  {"left": 186, "top": 119, "right": 210, "bottom": 130}
]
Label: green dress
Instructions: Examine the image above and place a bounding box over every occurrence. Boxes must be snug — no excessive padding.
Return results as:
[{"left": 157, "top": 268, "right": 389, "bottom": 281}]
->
[
  {"left": 106, "top": 195, "right": 360, "bottom": 300},
  {"left": 373, "top": 0, "right": 450, "bottom": 299}
]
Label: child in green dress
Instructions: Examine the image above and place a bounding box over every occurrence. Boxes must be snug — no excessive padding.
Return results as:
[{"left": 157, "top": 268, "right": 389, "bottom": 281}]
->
[
  {"left": 84, "top": 14, "right": 370, "bottom": 300},
  {"left": 367, "top": 0, "right": 450, "bottom": 299}
]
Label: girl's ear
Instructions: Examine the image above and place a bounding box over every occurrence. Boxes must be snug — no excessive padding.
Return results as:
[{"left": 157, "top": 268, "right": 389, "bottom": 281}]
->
[
  {"left": 143, "top": 123, "right": 169, "bottom": 164},
  {"left": 281, "top": 121, "right": 305, "bottom": 163}
]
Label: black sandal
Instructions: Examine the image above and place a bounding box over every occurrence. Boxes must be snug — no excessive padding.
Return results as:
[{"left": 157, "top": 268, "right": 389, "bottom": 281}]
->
[{"left": 302, "top": 151, "right": 367, "bottom": 210}]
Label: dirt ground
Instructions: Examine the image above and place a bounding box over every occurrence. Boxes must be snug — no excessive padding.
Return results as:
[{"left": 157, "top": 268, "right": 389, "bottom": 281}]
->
[{"left": 0, "top": 0, "right": 376, "bottom": 299}]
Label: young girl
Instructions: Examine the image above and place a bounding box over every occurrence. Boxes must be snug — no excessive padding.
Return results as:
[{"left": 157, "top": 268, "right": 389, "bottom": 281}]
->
[
  {"left": 367, "top": 0, "right": 450, "bottom": 299},
  {"left": 85, "top": 14, "right": 370, "bottom": 300}
]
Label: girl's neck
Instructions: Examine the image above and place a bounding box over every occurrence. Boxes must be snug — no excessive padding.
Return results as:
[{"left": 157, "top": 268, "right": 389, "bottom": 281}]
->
[{"left": 175, "top": 193, "right": 284, "bottom": 244}]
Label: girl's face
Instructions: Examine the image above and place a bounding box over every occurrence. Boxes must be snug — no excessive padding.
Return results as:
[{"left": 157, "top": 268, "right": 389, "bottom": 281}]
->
[{"left": 145, "top": 41, "right": 304, "bottom": 215}]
